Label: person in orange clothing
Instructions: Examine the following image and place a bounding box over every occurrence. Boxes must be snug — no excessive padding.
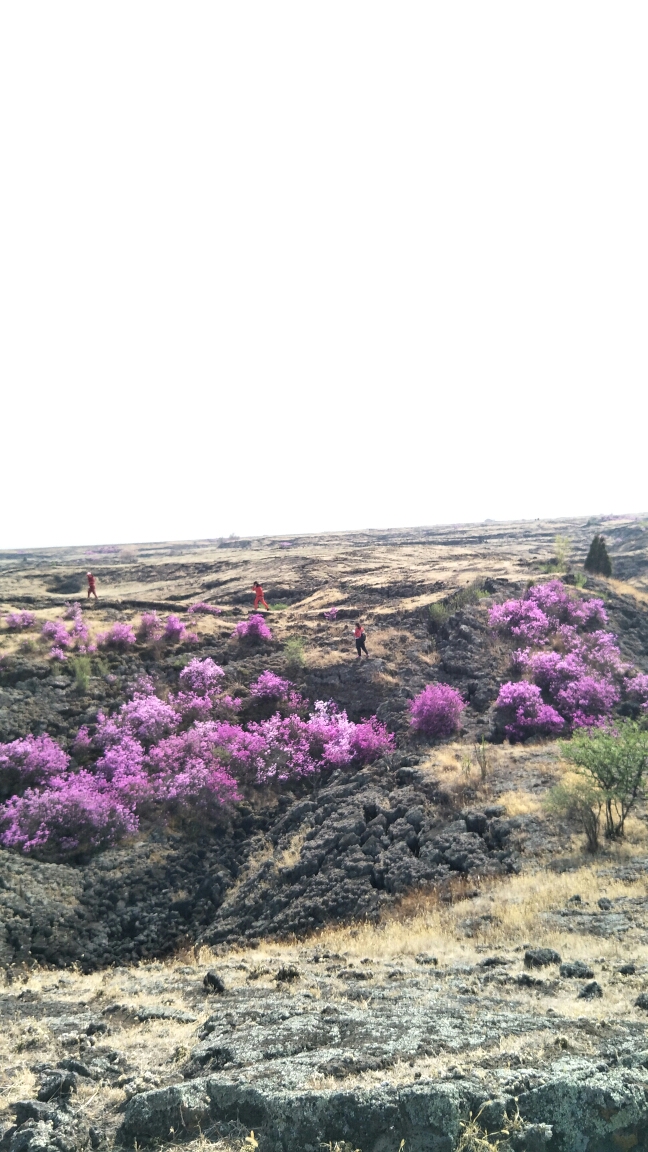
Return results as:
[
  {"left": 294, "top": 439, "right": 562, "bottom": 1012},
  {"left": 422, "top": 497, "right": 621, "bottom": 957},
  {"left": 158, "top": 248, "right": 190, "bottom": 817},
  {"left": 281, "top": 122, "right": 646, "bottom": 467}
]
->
[
  {"left": 87, "top": 572, "right": 98, "bottom": 600},
  {"left": 354, "top": 622, "right": 368, "bottom": 658},
  {"left": 252, "top": 582, "right": 269, "bottom": 610}
]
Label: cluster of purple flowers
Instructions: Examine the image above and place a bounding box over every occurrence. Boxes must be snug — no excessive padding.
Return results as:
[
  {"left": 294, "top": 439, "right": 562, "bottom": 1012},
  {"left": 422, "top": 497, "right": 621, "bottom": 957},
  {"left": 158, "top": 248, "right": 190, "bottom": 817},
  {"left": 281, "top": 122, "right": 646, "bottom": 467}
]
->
[
  {"left": 409, "top": 683, "right": 466, "bottom": 737},
  {"left": 489, "top": 580, "right": 607, "bottom": 644},
  {"left": 490, "top": 580, "right": 648, "bottom": 739},
  {"left": 164, "top": 615, "right": 186, "bottom": 642},
  {"left": 97, "top": 622, "right": 137, "bottom": 651},
  {"left": 137, "top": 612, "right": 162, "bottom": 642},
  {"left": 187, "top": 602, "right": 222, "bottom": 616},
  {"left": 0, "top": 662, "right": 393, "bottom": 860},
  {"left": 250, "top": 670, "right": 293, "bottom": 699},
  {"left": 323, "top": 608, "right": 338, "bottom": 621},
  {"left": 4, "top": 611, "right": 35, "bottom": 630},
  {"left": 233, "top": 614, "right": 273, "bottom": 642}
]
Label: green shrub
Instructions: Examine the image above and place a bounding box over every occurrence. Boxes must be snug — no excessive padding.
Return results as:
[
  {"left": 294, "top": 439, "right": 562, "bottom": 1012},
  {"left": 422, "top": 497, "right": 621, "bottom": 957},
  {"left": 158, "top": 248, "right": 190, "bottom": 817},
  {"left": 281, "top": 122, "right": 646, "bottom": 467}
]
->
[
  {"left": 584, "top": 534, "right": 612, "bottom": 577},
  {"left": 553, "top": 534, "right": 571, "bottom": 571},
  {"left": 71, "top": 656, "right": 91, "bottom": 693},
  {"left": 560, "top": 720, "right": 648, "bottom": 839},
  {"left": 283, "top": 636, "right": 305, "bottom": 670}
]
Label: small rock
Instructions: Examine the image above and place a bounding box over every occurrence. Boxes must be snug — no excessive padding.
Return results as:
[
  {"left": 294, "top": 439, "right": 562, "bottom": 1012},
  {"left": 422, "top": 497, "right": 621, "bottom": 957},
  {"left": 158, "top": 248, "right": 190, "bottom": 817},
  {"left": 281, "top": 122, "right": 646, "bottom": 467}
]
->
[
  {"left": 598, "top": 898, "right": 612, "bottom": 911},
  {"left": 525, "top": 948, "right": 561, "bottom": 969},
  {"left": 619, "top": 963, "right": 636, "bottom": 976},
  {"left": 578, "top": 981, "right": 603, "bottom": 1000},
  {"left": 479, "top": 956, "right": 508, "bottom": 968},
  {"left": 203, "top": 971, "right": 225, "bottom": 994},
  {"left": 635, "top": 992, "right": 648, "bottom": 1010},
  {"left": 560, "top": 961, "right": 595, "bottom": 979},
  {"left": 567, "top": 895, "right": 582, "bottom": 904},
  {"left": 37, "top": 1071, "right": 78, "bottom": 1101}
]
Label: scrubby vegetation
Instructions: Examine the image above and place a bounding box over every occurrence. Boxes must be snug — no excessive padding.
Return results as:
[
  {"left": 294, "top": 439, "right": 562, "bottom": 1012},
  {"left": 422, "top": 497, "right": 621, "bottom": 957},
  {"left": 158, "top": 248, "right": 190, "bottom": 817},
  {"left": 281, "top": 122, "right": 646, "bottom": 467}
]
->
[
  {"left": 0, "top": 658, "right": 393, "bottom": 861},
  {"left": 489, "top": 580, "right": 648, "bottom": 738}
]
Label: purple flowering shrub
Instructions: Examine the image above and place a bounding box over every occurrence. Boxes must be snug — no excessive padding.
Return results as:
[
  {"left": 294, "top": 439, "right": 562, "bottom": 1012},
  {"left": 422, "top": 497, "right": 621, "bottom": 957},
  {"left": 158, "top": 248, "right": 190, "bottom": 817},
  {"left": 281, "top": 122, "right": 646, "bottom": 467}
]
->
[
  {"left": 0, "top": 775, "right": 138, "bottom": 859},
  {"left": 97, "top": 622, "right": 137, "bottom": 651},
  {"left": 624, "top": 673, "right": 648, "bottom": 709},
  {"left": 42, "top": 620, "right": 72, "bottom": 649},
  {"left": 409, "top": 684, "right": 465, "bottom": 738},
  {"left": 5, "top": 611, "right": 35, "bottom": 630},
  {"left": 179, "top": 658, "right": 225, "bottom": 696},
  {"left": 490, "top": 580, "right": 646, "bottom": 738},
  {"left": 250, "top": 671, "right": 293, "bottom": 699},
  {"left": 494, "top": 682, "right": 565, "bottom": 740},
  {"left": 137, "top": 612, "right": 163, "bottom": 643},
  {"left": 323, "top": 608, "right": 338, "bottom": 621},
  {"left": 233, "top": 615, "right": 273, "bottom": 642},
  {"left": 0, "top": 734, "right": 69, "bottom": 800},
  {"left": 489, "top": 581, "right": 607, "bottom": 644},
  {"left": 187, "top": 602, "right": 222, "bottom": 616},
  {"left": 164, "top": 615, "right": 186, "bottom": 642},
  {"left": 0, "top": 658, "right": 393, "bottom": 860}
]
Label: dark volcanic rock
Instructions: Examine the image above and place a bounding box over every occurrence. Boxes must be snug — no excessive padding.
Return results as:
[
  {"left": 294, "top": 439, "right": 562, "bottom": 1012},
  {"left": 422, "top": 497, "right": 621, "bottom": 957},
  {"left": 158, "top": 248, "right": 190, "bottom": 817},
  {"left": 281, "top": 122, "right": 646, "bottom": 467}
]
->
[{"left": 525, "top": 949, "right": 562, "bottom": 969}]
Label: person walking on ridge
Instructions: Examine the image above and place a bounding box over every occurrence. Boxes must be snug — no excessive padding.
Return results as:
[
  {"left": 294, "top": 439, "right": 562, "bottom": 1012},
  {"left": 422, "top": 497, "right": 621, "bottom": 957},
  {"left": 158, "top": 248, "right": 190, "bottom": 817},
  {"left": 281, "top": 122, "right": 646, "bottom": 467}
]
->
[
  {"left": 87, "top": 572, "right": 98, "bottom": 600},
  {"left": 252, "top": 582, "right": 269, "bottom": 611},
  {"left": 354, "top": 623, "right": 368, "bottom": 659}
]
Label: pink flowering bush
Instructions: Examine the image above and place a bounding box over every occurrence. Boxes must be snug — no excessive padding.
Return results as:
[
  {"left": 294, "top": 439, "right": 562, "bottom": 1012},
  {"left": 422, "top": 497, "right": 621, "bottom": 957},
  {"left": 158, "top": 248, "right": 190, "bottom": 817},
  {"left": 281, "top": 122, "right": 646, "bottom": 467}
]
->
[
  {"left": 323, "top": 608, "right": 338, "bottom": 621},
  {"left": 187, "top": 602, "right": 222, "bottom": 616},
  {"left": 489, "top": 581, "right": 607, "bottom": 645},
  {"left": 494, "top": 682, "right": 565, "bottom": 741},
  {"left": 409, "top": 684, "right": 466, "bottom": 738},
  {"left": 233, "top": 615, "right": 273, "bottom": 642},
  {"left": 137, "top": 612, "right": 163, "bottom": 643},
  {"left": 164, "top": 615, "right": 186, "bottom": 642},
  {"left": 97, "top": 622, "right": 137, "bottom": 651},
  {"left": 349, "top": 716, "right": 395, "bottom": 763},
  {"left": 491, "top": 579, "right": 645, "bottom": 737},
  {"left": 0, "top": 734, "right": 69, "bottom": 800},
  {"left": 625, "top": 673, "right": 648, "bottom": 709},
  {"left": 179, "top": 658, "right": 224, "bottom": 696},
  {"left": 0, "top": 774, "right": 138, "bottom": 859},
  {"left": 119, "top": 692, "right": 179, "bottom": 745},
  {"left": 5, "top": 611, "right": 35, "bottom": 630},
  {"left": 50, "top": 647, "right": 68, "bottom": 662},
  {"left": 250, "top": 671, "right": 293, "bottom": 699},
  {"left": 42, "top": 620, "right": 72, "bottom": 648}
]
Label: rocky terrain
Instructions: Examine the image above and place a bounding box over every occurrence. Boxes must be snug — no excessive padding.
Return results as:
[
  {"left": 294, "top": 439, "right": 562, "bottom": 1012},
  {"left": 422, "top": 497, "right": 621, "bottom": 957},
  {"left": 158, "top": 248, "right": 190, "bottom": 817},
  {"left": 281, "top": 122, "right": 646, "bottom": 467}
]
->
[{"left": 1, "top": 514, "right": 648, "bottom": 1151}]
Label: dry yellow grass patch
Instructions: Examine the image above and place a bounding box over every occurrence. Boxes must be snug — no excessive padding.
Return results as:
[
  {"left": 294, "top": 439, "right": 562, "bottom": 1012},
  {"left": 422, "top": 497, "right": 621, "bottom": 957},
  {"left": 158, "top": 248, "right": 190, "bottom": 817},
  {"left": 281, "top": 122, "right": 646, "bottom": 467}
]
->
[
  {"left": 304, "top": 861, "right": 648, "bottom": 973},
  {"left": 496, "top": 790, "right": 544, "bottom": 817}
]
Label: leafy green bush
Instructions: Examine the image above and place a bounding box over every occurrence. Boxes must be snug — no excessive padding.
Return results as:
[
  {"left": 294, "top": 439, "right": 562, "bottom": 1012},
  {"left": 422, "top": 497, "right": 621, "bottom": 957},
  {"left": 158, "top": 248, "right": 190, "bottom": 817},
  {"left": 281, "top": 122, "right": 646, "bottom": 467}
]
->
[
  {"left": 71, "top": 656, "right": 91, "bottom": 693},
  {"left": 283, "top": 636, "right": 305, "bottom": 670},
  {"left": 560, "top": 720, "right": 648, "bottom": 839}
]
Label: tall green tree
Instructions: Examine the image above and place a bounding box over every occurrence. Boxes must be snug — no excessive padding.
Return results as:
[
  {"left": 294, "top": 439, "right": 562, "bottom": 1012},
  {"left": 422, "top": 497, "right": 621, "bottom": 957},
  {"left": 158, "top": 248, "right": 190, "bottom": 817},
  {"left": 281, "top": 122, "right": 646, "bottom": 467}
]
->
[{"left": 584, "top": 533, "right": 612, "bottom": 576}]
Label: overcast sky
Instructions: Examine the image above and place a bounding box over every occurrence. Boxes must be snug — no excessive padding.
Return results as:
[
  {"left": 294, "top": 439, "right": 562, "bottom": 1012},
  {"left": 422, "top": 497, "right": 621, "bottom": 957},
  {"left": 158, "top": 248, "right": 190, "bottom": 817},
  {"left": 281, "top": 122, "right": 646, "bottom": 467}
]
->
[{"left": 1, "top": 3, "right": 646, "bottom": 549}]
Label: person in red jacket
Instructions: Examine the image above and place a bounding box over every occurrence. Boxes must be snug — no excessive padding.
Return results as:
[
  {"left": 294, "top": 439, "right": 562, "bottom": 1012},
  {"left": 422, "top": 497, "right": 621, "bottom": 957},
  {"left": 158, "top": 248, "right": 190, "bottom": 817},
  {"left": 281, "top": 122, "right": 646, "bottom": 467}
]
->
[
  {"left": 354, "top": 623, "right": 368, "bottom": 658},
  {"left": 87, "top": 572, "right": 98, "bottom": 600},
  {"left": 252, "top": 582, "right": 269, "bottom": 610}
]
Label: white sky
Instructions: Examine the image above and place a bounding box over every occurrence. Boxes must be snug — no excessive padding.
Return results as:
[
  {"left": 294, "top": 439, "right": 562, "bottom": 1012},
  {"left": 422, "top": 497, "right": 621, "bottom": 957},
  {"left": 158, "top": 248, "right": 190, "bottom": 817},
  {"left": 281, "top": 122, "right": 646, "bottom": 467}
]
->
[{"left": 1, "top": 3, "right": 647, "bottom": 549}]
